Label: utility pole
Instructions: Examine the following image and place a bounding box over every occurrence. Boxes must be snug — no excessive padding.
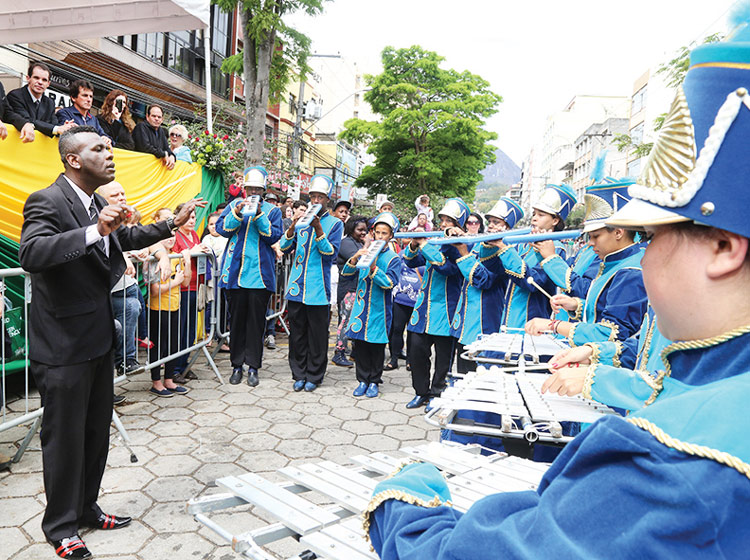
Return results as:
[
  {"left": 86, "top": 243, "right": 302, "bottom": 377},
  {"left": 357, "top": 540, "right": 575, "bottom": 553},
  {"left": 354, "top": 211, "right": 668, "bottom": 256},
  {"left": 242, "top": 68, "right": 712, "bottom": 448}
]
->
[{"left": 290, "top": 53, "right": 340, "bottom": 169}]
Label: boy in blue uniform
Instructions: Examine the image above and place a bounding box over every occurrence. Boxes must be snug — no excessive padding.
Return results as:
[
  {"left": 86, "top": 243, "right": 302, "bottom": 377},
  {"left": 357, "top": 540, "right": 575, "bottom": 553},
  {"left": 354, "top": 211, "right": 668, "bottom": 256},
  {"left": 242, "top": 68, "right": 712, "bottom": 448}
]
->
[
  {"left": 403, "top": 198, "right": 469, "bottom": 409},
  {"left": 280, "top": 175, "right": 344, "bottom": 392},
  {"left": 363, "top": 18, "right": 750, "bottom": 558},
  {"left": 341, "top": 212, "right": 402, "bottom": 398},
  {"left": 216, "top": 166, "right": 283, "bottom": 386}
]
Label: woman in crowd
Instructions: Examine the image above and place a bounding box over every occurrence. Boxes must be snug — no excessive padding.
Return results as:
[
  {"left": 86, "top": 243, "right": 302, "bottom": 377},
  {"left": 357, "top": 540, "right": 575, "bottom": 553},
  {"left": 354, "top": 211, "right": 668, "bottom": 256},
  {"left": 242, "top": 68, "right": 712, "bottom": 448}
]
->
[
  {"left": 169, "top": 124, "right": 192, "bottom": 163},
  {"left": 98, "top": 90, "right": 135, "bottom": 150},
  {"left": 465, "top": 212, "right": 484, "bottom": 236}
]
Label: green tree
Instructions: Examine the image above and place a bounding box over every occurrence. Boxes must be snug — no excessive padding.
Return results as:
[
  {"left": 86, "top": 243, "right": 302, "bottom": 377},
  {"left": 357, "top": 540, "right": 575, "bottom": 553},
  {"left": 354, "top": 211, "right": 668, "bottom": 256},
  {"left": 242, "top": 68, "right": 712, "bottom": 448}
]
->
[
  {"left": 216, "top": 0, "right": 327, "bottom": 165},
  {"left": 340, "top": 46, "right": 502, "bottom": 205}
]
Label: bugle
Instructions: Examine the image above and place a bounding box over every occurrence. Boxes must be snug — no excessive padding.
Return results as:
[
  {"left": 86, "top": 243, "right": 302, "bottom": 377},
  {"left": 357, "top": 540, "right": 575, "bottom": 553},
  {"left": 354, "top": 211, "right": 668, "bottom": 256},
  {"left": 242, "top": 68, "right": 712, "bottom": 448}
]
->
[
  {"left": 426, "top": 227, "right": 533, "bottom": 246},
  {"left": 241, "top": 195, "right": 261, "bottom": 216},
  {"left": 294, "top": 203, "right": 323, "bottom": 229},
  {"left": 502, "top": 230, "right": 582, "bottom": 245},
  {"left": 356, "top": 239, "right": 386, "bottom": 269}
]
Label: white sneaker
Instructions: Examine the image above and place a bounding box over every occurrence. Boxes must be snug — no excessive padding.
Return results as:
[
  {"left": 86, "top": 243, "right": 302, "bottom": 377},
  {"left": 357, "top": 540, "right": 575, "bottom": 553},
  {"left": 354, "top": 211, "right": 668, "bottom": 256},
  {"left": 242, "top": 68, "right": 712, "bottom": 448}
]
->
[{"left": 264, "top": 335, "right": 277, "bottom": 349}]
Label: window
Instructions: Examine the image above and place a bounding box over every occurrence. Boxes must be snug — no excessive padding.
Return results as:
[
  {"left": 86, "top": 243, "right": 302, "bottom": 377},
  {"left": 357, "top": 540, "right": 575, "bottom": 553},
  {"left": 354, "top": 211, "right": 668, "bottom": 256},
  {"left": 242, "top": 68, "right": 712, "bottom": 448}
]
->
[
  {"left": 135, "top": 33, "right": 164, "bottom": 63},
  {"left": 211, "top": 6, "right": 231, "bottom": 58},
  {"left": 632, "top": 86, "right": 647, "bottom": 115},
  {"left": 289, "top": 94, "right": 297, "bottom": 115},
  {"left": 630, "top": 122, "right": 644, "bottom": 145},
  {"left": 627, "top": 158, "right": 642, "bottom": 177}
]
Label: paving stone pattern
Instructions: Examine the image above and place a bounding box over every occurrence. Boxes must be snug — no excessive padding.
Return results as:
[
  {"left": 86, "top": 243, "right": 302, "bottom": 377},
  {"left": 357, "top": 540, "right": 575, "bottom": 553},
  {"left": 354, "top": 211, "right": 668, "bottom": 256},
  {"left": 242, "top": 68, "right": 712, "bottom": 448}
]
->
[{"left": 0, "top": 336, "right": 439, "bottom": 559}]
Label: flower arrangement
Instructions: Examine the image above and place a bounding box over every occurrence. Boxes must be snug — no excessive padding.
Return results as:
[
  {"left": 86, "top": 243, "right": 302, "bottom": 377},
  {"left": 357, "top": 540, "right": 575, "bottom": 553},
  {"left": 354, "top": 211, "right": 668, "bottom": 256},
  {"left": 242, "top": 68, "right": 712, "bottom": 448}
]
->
[{"left": 187, "top": 129, "right": 239, "bottom": 175}]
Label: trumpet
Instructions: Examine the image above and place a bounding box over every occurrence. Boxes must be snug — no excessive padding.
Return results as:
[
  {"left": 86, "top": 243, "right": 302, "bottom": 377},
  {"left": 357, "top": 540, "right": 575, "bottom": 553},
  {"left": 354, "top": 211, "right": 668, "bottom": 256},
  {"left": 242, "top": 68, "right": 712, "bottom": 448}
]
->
[
  {"left": 426, "top": 227, "right": 533, "bottom": 246},
  {"left": 356, "top": 240, "right": 387, "bottom": 269},
  {"left": 295, "top": 203, "right": 323, "bottom": 229},
  {"left": 502, "top": 229, "right": 582, "bottom": 245},
  {"left": 241, "top": 195, "right": 261, "bottom": 216}
]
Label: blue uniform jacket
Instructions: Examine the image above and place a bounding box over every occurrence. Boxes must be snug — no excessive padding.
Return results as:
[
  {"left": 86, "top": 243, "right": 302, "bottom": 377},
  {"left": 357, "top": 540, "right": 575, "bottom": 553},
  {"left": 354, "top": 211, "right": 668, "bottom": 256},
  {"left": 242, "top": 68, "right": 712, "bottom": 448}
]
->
[
  {"left": 342, "top": 246, "right": 401, "bottom": 344},
  {"left": 405, "top": 242, "right": 463, "bottom": 337},
  {"left": 482, "top": 242, "right": 565, "bottom": 329},
  {"left": 535, "top": 244, "right": 599, "bottom": 298},
  {"left": 568, "top": 243, "right": 647, "bottom": 346},
  {"left": 366, "top": 329, "right": 750, "bottom": 560},
  {"left": 280, "top": 211, "right": 343, "bottom": 306},
  {"left": 450, "top": 245, "right": 507, "bottom": 345},
  {"left": 215, "top": 199, "right": 283, "bottom": 291},
  {"left": 583, "top": 306, "right": 672, "bottom": 411}
]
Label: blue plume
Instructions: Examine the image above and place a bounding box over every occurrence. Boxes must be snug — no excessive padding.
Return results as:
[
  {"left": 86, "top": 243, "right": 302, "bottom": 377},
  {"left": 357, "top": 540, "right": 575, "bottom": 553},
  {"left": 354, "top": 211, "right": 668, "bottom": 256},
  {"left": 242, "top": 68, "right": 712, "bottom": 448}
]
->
[
  {"left": 728, "top": 1, "right": 750, "bottom": 41},
  {"left": 590, "top": 151, "right": 607, "bottom": 184}
]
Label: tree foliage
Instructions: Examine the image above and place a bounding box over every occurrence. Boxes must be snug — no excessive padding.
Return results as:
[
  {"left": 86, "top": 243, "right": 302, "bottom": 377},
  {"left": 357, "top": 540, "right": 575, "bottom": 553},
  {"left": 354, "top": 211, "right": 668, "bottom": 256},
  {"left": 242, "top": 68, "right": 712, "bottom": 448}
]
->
[
  {"left": 341, "top": 45, "right": 502, "bottom": 205},
  {"left": 215, "top": 0, "right": 327, "bottom": 165}
]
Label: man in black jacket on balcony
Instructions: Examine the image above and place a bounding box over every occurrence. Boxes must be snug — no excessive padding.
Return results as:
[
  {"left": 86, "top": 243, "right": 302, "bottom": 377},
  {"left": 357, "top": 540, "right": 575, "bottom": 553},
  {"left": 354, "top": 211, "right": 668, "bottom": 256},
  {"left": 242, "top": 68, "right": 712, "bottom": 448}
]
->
[{"left": 132, "top": 104, "right": 175, "bottom": 170}]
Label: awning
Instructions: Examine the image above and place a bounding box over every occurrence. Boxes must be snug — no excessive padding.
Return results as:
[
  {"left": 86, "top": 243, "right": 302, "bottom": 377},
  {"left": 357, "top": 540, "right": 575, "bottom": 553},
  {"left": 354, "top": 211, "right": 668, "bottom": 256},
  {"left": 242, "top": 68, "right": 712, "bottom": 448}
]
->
[{"left": 0, "top": 0, "right": 210, "bottom": 45}]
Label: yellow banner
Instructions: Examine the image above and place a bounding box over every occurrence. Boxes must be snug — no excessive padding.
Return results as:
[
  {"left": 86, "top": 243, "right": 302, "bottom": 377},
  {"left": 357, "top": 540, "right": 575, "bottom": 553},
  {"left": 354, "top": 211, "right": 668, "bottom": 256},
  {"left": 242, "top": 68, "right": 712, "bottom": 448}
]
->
[{"left": 0, "top": 129, "right": 203, "bottom": 243}]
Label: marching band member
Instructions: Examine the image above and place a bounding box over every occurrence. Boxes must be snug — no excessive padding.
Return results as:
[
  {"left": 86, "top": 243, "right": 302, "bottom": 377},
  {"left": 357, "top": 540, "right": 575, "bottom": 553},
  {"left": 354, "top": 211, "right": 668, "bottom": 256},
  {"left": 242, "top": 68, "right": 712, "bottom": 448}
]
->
[
  {"left": 215, "top": 166, "right": 283, "bottom": 387},
  {"left": 449, "top": 197, "right": 523, "bottom": 373},
  {"left": 487, "top": 184, "right": 576, "bottom": 328},
  {"left": 403, "top": 198, "right": 469, "bottom": 409},
  {"left": 364, "top": 19, "right": 750, "bottom": 556},
  {"left": 280, "top": 175, "right": 344, "bottom": 392},
  {"left": 525, "top": 182, "right": 648, "bottom": 345},
  {"left": 341, "top": 212, "right": 402, "bottom": 398}
]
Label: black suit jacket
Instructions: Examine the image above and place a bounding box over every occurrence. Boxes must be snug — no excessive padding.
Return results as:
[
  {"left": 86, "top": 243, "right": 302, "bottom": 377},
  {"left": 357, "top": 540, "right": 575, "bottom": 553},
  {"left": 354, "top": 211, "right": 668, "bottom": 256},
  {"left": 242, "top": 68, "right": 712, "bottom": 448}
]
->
[
  {"left": 19, "top": 175, "right": 171, "bottom": 365},
  {"left": 0, "top": 81, "right": 6, "bottom": 122},
  {"left": 5, "top": 87, "right": 58, "bottom": 137},
  {"left": 133, "top": 121, "right": 175, "bottom": 159}
]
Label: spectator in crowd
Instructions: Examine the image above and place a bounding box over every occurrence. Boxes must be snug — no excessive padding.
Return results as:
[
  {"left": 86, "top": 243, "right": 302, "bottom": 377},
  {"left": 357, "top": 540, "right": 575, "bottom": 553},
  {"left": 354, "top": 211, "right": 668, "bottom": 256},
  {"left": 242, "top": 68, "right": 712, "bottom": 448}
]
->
[
  {"left": 281, "top": 196, "right": 293, "bottom": 215},
  {"left": 168, "top": 124, "right": 192, "bottom": 163},
  {"left": 98, "top": 90, "right": 135, "bottom": 150},
  {"left": 282, "top": 205, "right": 294, "bottom": 230},
  {"left": 283, "top": 200, "right": 307, "bottom": 231},
  {"left": 146, "top": 226, "right": 190, "bottom": 397},
  {"left": 333, "top": 199, "right": 351, "bottom": 223},
  {"left": 465, "top": 212, "right": 485, "bottom": 236},
  {"left": 332, "top": 215, "right": 368, "bottom": 367},
  {"left": 201, "top": 211, "right": 230, "bottom": 351},
  {"left": 171, "top": 203, "right": 210, "bottom": 383},
  {"left": 411, "top": 212, "right": 432, "bottom": 232},
  {"left": 265, "top": 192, "right": 280, "bottom": 206},
  {"left": 0, "top": 81, "right": 7, "bottom": 141},
  {"left": 133, "top": 104, "right": 175, "bottom": 170},
  {"left": 56, "top": 79, "right": 111, "bottom": 144},
  {"left": 5, "top": 61, "right": 76, "bottom": 142},
  {"left": 408, "top": 195, "right": 434, "bottom": 230}
]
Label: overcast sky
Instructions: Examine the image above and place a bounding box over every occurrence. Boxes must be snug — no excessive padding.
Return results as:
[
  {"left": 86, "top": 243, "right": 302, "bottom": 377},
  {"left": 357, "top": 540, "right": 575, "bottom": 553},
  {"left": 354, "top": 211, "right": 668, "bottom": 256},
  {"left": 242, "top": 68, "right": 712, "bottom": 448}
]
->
[{"left": 288, "top": 0, "right": 738, "bottom": 164}]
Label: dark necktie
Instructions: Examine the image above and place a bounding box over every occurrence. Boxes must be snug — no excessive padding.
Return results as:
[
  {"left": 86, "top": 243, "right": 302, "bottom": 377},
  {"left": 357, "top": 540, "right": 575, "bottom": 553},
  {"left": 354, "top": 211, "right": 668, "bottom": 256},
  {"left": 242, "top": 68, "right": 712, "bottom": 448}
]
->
[{"left": 88, "top": 200, "right": 106, "bottom": 253}]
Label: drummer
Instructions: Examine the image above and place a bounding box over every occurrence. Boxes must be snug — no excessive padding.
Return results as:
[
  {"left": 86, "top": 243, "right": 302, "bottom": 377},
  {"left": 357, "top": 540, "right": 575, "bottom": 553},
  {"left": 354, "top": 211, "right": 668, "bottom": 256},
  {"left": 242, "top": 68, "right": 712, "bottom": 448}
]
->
[
  {"left": 525, "top": 181, "right": 648, "bottom": 345},
  {"left": 363, "top": 17, "right": 750, "bottom": 556}
]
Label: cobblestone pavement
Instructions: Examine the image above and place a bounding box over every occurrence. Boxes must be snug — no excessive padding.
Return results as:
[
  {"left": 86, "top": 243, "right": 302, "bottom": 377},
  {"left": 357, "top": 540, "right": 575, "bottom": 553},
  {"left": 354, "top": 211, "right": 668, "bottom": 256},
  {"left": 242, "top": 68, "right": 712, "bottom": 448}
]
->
[{"left": 0, "top": 336, "right": 439, "bottom": 559}]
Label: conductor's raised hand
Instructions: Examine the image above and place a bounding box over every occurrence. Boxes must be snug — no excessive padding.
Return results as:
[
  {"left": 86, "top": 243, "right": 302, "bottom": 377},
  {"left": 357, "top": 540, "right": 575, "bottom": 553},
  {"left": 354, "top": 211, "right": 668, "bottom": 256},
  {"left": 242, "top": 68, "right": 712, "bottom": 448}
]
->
[
  {"left": 96, "top": 204, "right": 130, "bottom": 236},
  {"left": 173, "top": 197, "right": 208, "bottom": 227}
]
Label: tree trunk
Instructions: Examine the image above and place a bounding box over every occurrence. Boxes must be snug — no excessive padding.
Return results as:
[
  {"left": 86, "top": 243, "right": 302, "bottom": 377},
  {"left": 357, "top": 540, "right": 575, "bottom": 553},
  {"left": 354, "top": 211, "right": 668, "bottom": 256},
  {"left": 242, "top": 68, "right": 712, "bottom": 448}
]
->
[{"left": 240, "top": 6, "right": 275, "bottom": 166}]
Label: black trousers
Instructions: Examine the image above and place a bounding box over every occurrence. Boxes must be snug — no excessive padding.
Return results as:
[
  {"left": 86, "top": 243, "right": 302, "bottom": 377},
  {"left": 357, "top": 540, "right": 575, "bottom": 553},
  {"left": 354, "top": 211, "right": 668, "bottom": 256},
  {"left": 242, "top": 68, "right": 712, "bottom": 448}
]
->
[
  {"left": 287, "top": 300, "right": 330, "bottom": 384},
  {"left": 455, "top": 341, "right": 476, "bottom": 374},
  {"left": 31, "top": 352, "right": 113, "bottom": 540},
  {"left": 227, "top": 288, "right": 272, "bottom": 370},
  {"left": 388, "top": 302, "right": 413, "bottom": 365},
  {"left": 148, "top": 309, "right": 179, "bottom": 381},
  {"left": 353, "top": 340, "right": 386, "bottom": 385},
  {"left": 408, "top": 332, "right": 455, "bottom": 397}
]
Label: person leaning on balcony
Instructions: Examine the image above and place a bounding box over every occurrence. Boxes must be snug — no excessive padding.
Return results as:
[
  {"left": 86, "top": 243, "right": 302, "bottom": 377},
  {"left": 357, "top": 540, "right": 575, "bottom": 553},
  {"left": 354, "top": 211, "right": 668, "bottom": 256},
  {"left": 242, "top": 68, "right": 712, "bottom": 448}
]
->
[
  {"left": 56, "top": 79, "right": 112, "bottom": 147},
  {"left": 133, "top": 104, "right": 176, "bottom": 170},
  {"left": 98, "top": 90, "right": 136, "bottom": 150},
  {"left": 4, "top": 61, "right": 77, "bottom": 143}
]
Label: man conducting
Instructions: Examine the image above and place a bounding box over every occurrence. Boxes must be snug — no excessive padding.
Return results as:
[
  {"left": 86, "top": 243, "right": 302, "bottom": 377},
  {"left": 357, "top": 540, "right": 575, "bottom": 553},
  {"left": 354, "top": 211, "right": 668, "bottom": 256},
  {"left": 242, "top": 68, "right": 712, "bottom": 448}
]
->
[{"left": 19, "top": 126, "right": 204, "bottom": 559}]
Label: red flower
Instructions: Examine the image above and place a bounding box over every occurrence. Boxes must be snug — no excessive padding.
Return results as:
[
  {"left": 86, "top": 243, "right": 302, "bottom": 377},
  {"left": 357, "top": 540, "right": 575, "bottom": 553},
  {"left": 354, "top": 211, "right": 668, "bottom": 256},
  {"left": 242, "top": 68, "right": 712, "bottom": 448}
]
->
[
  {"left": 222, "top": 134, "right": 229, "bottom": 140},
  {"left": 229, "top": 156, "right": 234, "bottom": 160},
  {"left": 213, "top": 134, "right": 217, "bottom": 139},
  {"left": 204, "top": 130, "right": 209, "bottom": 135}
]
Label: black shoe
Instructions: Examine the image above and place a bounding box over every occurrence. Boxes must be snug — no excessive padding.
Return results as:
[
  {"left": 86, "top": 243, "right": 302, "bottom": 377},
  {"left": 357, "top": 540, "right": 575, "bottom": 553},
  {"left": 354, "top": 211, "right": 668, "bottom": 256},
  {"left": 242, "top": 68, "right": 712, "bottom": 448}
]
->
[
  {"left": 405, "top": 395, "right": 428, "bottom": 409},
  {"left": 399, "top": 352, "right": 408, "bottom": 360},
  {"left": 247, "top": 368, "right": 259, "bottom": 387},
  {"left": 172, "top": 373, "right": 188, "bottom": 384},
  {"left": 81, "top": 512, "right": 132, "bottom": 530},
  {"left": 229, "top": 367, "right": 243, "bottom": 385},
  {"left": 124, "top": 360, "right": 142, "bottom": 375},
  {"left": 112, "top": 394, "right": 127, "bottom": 406},
  {"left": 332, "top": 350, "right": 354, "bottom": 367},
  {"left": 264, "top": 335, "right": 277, "bottom": 350},
  {"left": 48, "top": 535, "right": 91, "bottom": 558},
  {"left": 184, "top": 370, "right": 198, "bottom": 380}
]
